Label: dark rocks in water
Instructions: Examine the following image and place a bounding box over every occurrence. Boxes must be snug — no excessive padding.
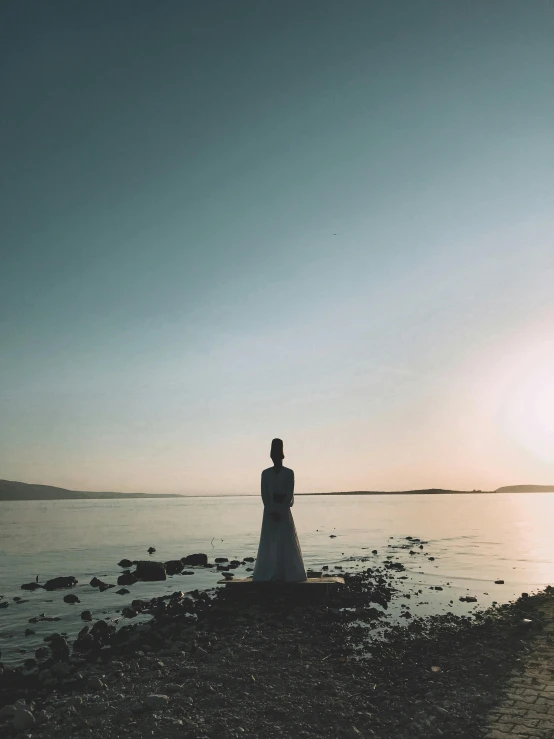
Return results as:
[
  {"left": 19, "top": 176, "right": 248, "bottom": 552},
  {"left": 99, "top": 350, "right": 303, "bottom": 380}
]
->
[
  {"left": 21, "top": 582, "right": 43, "bottom": 591},
  {"left": 372, "top": 550, "right": 378, "bottom": 555},
  {"left": 428, "top": 557, "right": 436, "bottom": 561},
  {"left": 147, "top": 547, "right": 156, "bottom": 554},
  {"left": 116, "top": 588, "right": 130, "bottom": 595},
  {"left": 165, "top": 560, "right": 184, "bottom": 576},
  {"left": 118, "top": 559, "right": 133, "bottom": 568},
  {"left": 90, "top": 577, "right": 114, "bottom": 591},
  {"left": 90, "top": 619, "right": 115, "bottom": 643},
  {"left": 217, "top": 564, "right": 230, "bottom": 571},
  {"left": 63, "top": 593, "right": 80, "bottom": 604},
  {"left": 230, "top": 560, "right": 241, "bottom": 566},
  {"left": 81, "top": 610, "right": 93, "bottom": 621},
  {"left": 43, "top": 576, "right": 78, "bottom": 591},
  {"left": 329, "top": 535, "right": 337, "bottom": 538},
  {"left": 134, "top": 561, "right": 167, "bottom": 581},
  {"left": 322, "top": 565, "right": 329, "bottom": 571},
  {"left": 459, "top": 596, "right": 478, "bottom": 603},
  {"left": 117, "top": 570, "right": 138, "bottom": 586},
  {"left": 0, "top": 601, "right": 9, "bottom": 609},
  {"left": 222, "top": 573, "right": 234, "bottom": 580},
  {"left": 90, "top": 577, "right": 104, "bottom": 588},
  {"left": 35, "top": 646, "right": 50, "bottom": 660},
  {"left": 182, "top": 571, "right": 194, "bottom": 575},
  {"left": 24, "top": 628, "right": 35, "bottom": 636},
  {"left": 131, "top": 599, "right": 148, "bottom": 611},
  {"left": 181, "top": 553, "right": 208, "bottom": 566},
  {"left": 214, "top": 557, "right": 228, "bottom": 563},
  {"left": 494, "top": 580, "right": 505, "bottom": 585},
  {"left": 243, "top": 556, "right": 255, "bottom": 563},
  {"left": 28, "top": 614, "right": 60, "bottom": 623},
  {"left": 44, "top": 633, "right": 70, "bottom": 660},
  {"left": 122, "top": 607, "right": 138, "bottom": 618}
]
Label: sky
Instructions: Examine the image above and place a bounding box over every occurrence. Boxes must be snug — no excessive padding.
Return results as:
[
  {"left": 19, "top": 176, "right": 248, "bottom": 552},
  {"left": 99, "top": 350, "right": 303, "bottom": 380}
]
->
[{"left": 1, "top": 0, "right": 553, "bottom": 495}]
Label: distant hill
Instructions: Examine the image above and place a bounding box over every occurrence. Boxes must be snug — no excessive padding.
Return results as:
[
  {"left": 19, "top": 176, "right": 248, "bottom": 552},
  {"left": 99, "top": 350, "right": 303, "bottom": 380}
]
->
[
  {"left": 299, "top": 489, "right": 492, "bottom": 496},
  {"left": 494, "top": 485, "right": 554, "bottom": 493},
  {"left": 0, "top": 479, "right": 183, "bottom": 501}
]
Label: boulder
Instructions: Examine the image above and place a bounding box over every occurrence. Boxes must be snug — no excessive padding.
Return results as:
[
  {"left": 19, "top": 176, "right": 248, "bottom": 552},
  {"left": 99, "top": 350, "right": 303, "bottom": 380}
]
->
[
  {"left": 165, "top": 560, "right": 183, "bottom": 576},
  {"left": 13, "top": 709, "right": 35, "bottom": 731},
  {"left": 243, "top": 556, "right": 255, "bottom": 563},
  {"left": 214, "top": 557, "right": 228, "bottom": 563},
  {"left": 44, "top": 633, "right": 70, "bottom": 660},
  {"left": 43, "top": 576, "right": 78, "bottom": 591},
  {"left": 134, "top": 561, "right": 166, "bottom": 581},
  {"left": 81, "top": 610, "right": 93, "bottom": 621},
  {"left": 21, "top": 582, "right": 43, "bottom": 591},
  {"left": 63, "top": 594, "right": 80, "bottom": 604},
  {"left": 122, "top": 607, "right": 137, "bottom": 618},
  {"left": 116, "top": 588, "right": 130, "bottom": 595},
  {"left": 117, "top": 571, "right": 138, "bottom": 586},
  {"left": 181, "top": 553, "right": 208, "bottom": 567},
  {"left": 147, "top": 546, "right": 156, "bottom": 554},
  {"left": 118, "top": 559, "right": 133, "bottom": 568}
]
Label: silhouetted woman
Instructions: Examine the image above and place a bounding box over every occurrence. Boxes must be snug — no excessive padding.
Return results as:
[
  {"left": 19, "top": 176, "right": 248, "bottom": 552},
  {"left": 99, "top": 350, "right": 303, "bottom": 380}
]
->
[{"left": 252, "top": 438, "right": 306, "bottom": 582}]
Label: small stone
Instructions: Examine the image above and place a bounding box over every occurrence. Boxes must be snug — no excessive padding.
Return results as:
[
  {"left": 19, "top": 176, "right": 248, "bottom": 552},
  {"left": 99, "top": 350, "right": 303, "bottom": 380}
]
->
[
  {"left": 144, "top": 694, "right": 169, "bottom": 709},
  {"left": 81, "top": 610, "right": 93, "bottom": 621},
  {"left": 13, "top": 709, "right": 35, "bottom": 731},
  {"left": 116, "top": 588, "right": 130, "bottom": 595},
  {"left": 494, "top": 579, "right": 504, "bottom": 584},
  {"left": 87, "top": 676, "right": 105, "bottom": 690},
  {"left": 63, "top": 593, "right": 80, "bottom": 603}
]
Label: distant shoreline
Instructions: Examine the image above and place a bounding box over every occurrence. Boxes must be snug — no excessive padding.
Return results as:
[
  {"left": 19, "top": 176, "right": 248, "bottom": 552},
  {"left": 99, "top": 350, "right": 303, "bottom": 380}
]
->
[{"left": 1, "top": 479, "right": 553, "bottom": 501}]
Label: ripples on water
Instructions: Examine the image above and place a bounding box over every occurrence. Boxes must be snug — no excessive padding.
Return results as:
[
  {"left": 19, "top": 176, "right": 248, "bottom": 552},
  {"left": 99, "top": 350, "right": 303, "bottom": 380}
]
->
[{"left": 1, "top": 493, "right": 553, "bottom": 663}]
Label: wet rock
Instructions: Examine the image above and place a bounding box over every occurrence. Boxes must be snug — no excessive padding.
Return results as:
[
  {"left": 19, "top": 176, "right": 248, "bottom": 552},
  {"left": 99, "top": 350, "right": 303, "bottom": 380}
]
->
[
  {"left": 43, "top": 576, "right": 78, "bottom": 591},
  {"left": 24, "top": 628, "right": 35, "bottom": 636},
  {"left": 330, "top": 534, "right": 337, "bottom": 538},
  {"left": 214, "top": 557, "right": 228, "bottom": 563},
  {"left": 87, "top": 676, "right": 105, "bottom": 690},
  {"left": 494, "top": 580, "right": 505, "bottom": 584},
  {"left": 118, "top": 559, "right": 133, "bottom": 568},
  {"left": 35, "top": 646, "right": 50, "bottom": 660},
  {"left": 44, "top": 633, "right": 70, "bottom": 660},
  {"left": 13, "top": 708, "right": 35, "bottom": 731},
  {"left": 0, "top": 704, "right": 16, "bottom": 718},
  {"left": 81, "top": 610, "right": 93, "bottom": 621},
  {"left": 182, "top": 571, "right": 194, "bottom": 575},
  {"left": 459, "top": 596, "right": 478, "bottom": 603},
  {"left": 0, "top": 601, "right": 8, "bottom": 608},
  {"left": 90, "top": 619, "right": 115, "bottom": 643},
  {"left": 63, "top": 593, "right": 80, "bottom": 603},
  {"left": 244, "top": 556, "right": 255, "bottom": 562},
  {"left": 122, "top": 607, "right": 138, "bottom": 618},
  {"left": 147, "top": 546, "right": 156, "bottom": 553},
  {"left": 165, "top": 560, "right": 184, "bottom": 575},
  {"left": 117, "top": 570, "right": 138, "bottom": 586},
  {"left": 20, "top": 582, "right": 43, "bottom": 591},
  {"left": 134, "top": 561, "right": 167, "bottom": 581},
  {"left": 116, "top": 588, "right": 130, "bottom": 595},
  {"left": 182, "top": 553, "right": 208, "bottom": 566},
  {"left": 144, "top": 694, "right": 169, "bottom": 709}
]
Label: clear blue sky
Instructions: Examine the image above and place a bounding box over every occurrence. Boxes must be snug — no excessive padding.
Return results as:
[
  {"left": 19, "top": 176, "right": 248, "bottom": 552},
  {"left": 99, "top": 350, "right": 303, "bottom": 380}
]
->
[{"left": 1, "top": 1, "right": 553, "bottom": 494}]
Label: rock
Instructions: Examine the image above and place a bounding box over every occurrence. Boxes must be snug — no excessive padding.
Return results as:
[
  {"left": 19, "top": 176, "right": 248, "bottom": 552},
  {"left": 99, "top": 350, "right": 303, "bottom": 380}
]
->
[
  {"left": 214, "top": 557, "right": 228, "bottom": 563},
  {"left": 494, "top": 579, "right": 505, "bottom": 584},
  {"left": 372, "top": 550, "right": 378, "bottom": 554},
  {"left": 116, "top": 588, "right": 130, "bottom": 595},
  {"left": 63, "top": 593, "right": 80, "bottom": 603},
  {"left": 21, "top": 582, "right": 43, "bottom": 591},
  {"left": 118, "top": 559, "right": 133, "bottom": 568},
  {"left": 165, "top": 560, "right": 184, "bottom": 575},
  {"left": 182, "top": 571, "right": 194, "bottom": 575},
  {"left": 181, "top": 553, "right": 208, "bottom": 566},
  {"left": 122, "top": 607, "right": 137, "bottom": 618},
  {"left": 90, "top": 619, "right": 115, "bottom": 643},
  {"left": 459, "top": 596, "right": 478, "bottom": 603},
  {"left": 0, "top": 601, "right": 8, "bottom": 608},
  {"left": 44, "top": 633, "right": 70, "bottom": 660},
  {"left": 51, "top": 661, "right": 71, "bottom": 677},
  {"left": 24, "top": 628, "right": 35, "bottom": 636},
  {"left": 329, "top": 534, "right": 337, "bottom": 538},
  {"left": 13, "top": 709, "right": 35, "bottom": 731},
  {"left": 244, "top": 556, "right": 255, "bottom": 562},
  {"left": 87, "top": 676, "right": 105, "bottom": 690},
  {"left": 81, "top": 610, "right": 93, "bottom": 621},
  {"left": 147, "top": 546, "right": 156, "bottom": 554},
  {"left": 0, "top": 704, "right": 16, "bottom": 718},
  {"left": 144, "top": 694, "right": 169, "bottom": 709},
  {"left": 117, "top": 571, "right": 138, "bottom": 586},
  {"left": 35, "top": 646, "right": 50, "bottom": 660},
  {"left": 43, "top": 576, "right": 78, "bottom": 591},
  {"left": 134, "top": 561, "right": 167, "bottom": 581}
]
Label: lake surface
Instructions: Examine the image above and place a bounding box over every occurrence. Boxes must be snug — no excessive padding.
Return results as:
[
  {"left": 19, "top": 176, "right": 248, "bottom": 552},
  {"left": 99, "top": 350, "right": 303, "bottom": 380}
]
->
[{"left": 1, "top": 492, "right": 554, "bottom": 664}]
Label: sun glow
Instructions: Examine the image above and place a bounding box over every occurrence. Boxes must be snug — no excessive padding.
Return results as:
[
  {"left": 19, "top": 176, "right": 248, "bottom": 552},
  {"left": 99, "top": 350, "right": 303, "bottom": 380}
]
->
[{"left": 506, "top": 348, "right": 554, "bottom": 463}]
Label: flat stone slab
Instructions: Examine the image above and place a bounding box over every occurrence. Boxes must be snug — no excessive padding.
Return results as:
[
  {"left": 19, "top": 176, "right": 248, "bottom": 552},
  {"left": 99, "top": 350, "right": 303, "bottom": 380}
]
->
[{"left": 217, "top": 576, "right": 345, "bottom": 586}]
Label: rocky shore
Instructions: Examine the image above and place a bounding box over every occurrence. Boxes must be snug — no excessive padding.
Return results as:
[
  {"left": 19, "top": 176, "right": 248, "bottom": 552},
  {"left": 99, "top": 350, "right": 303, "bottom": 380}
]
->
[{"left": 1, "top": 553, "right": 549, "bottom": 739}]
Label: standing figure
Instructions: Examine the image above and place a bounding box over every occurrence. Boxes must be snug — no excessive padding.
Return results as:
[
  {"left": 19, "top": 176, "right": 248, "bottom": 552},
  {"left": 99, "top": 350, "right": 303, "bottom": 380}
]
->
[{"left": 252, "top": 438, "right": 306, "bottom": 582}]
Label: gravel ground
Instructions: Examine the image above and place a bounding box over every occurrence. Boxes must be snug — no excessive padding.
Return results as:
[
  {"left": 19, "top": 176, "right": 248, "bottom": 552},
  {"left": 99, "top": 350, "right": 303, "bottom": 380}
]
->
[{"left": 0, "top": 565, "right": 549, "bottom": 739}]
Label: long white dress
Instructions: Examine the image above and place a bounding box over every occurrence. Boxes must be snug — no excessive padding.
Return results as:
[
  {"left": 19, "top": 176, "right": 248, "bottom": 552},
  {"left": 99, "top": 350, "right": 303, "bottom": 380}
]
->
[{"left": 252, "top": 465, "right": 307, "bottom": 582}]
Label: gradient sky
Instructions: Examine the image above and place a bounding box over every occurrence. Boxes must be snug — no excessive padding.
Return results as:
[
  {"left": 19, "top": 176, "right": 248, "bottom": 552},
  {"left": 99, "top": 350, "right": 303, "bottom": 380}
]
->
[{"left": 1, "top": 1, "right": 553, "bottom": 494}]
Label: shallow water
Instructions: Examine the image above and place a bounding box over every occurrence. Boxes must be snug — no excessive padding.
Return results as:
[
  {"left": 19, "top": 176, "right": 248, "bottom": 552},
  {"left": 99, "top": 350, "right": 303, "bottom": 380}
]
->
[{"left": 1, "top": 492, "right": 553, "bottom": 663}]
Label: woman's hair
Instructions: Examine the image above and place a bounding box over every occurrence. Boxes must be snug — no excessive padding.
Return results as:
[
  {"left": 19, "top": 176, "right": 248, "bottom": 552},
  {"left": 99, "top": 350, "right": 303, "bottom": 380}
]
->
[{"left": 270, "top": 438, "right": 284, "bottom": 459}]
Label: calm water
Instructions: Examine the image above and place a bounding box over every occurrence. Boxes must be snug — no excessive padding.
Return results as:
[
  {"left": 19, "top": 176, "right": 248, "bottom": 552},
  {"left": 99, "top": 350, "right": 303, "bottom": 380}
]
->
[{"left": 1, "top": 493, "right": 554, "bottom": 664}]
